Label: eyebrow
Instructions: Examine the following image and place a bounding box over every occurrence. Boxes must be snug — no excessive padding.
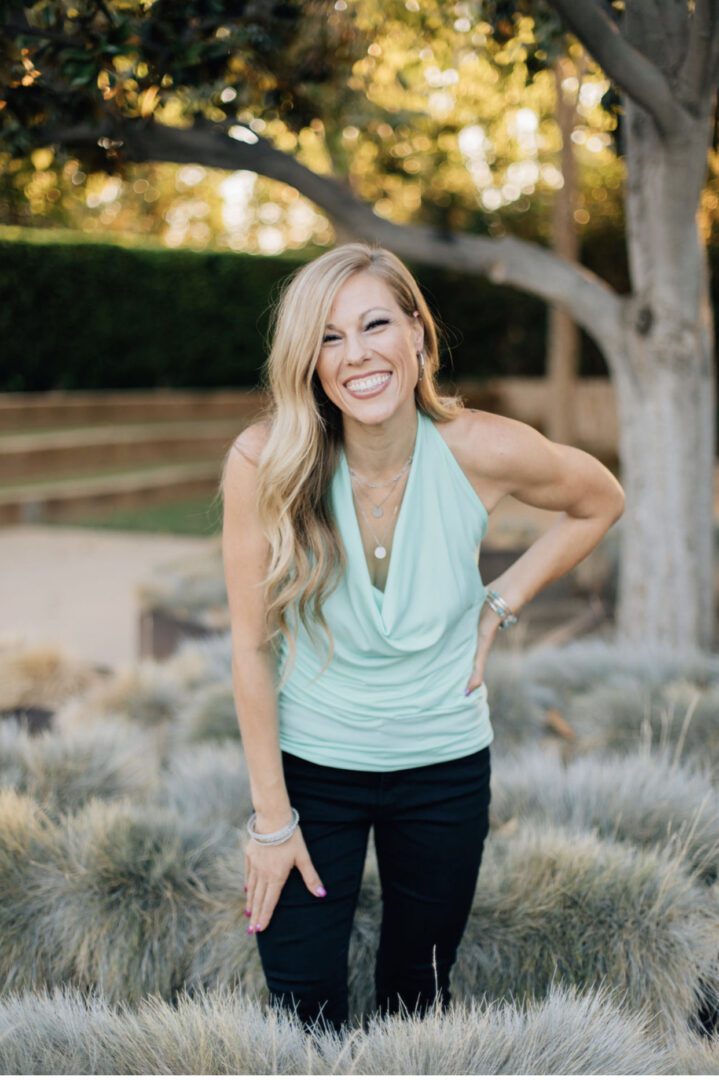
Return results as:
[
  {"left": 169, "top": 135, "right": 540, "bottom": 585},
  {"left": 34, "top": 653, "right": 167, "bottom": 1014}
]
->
[{"left": 324, "top": 307, "right": 391, "bottom": 329}]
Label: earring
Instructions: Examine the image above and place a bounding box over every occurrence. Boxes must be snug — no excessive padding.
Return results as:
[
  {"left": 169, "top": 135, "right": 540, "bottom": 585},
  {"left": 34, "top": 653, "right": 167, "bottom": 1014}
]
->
[{"left": 417, "top": 349, "right": 425, "bottom": 380}]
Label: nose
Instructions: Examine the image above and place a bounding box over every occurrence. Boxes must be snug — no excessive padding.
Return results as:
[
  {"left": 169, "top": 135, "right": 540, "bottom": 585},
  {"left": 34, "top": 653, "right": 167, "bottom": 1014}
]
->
[{"left": 342, "top": 329, "right": 372, "bottom": 363}]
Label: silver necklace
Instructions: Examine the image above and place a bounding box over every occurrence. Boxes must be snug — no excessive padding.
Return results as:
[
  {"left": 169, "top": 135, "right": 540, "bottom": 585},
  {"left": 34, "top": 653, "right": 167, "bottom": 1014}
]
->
[
  {"left": 350, "top": 456, "right": 413, "bottom": 559},
  {"left": 348, "top": 452, "right": 413, "bottom": 519},
  {"left": 353, "top": 488, "right": 397, "bottom": 561}
]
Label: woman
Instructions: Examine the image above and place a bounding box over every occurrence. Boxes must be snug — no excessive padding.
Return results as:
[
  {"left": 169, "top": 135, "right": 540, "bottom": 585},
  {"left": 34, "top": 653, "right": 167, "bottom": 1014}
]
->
[{"left": 220, "top": 242, "right": 625, "bottom": 1038}]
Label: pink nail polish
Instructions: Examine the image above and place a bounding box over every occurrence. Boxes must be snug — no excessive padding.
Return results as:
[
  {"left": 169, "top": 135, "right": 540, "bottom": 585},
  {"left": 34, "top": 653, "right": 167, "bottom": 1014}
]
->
[{"left": 315, "top": 886, "right": 327, "bottom": 897}]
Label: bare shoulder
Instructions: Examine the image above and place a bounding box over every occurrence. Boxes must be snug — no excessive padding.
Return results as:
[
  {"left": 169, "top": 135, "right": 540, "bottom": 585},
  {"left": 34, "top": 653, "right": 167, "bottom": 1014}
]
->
[
  {"left": 433, "top": 407, "right": 510, "bottom": 514},
  {"left": 230, "top": 419, "right": 273, "bottom": 467},
  {"left": 438, "top": 407, "right": 625, "bottom": 517}
]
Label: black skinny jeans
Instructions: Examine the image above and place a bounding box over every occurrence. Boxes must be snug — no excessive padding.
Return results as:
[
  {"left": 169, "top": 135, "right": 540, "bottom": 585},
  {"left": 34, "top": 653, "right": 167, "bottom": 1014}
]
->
[{"left": 254, "top": 744, "right": 492, "bottom": 1036}]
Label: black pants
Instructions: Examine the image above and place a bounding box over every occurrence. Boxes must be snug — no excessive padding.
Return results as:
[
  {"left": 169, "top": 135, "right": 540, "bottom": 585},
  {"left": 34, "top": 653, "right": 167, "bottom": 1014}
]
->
[{"left": 254, "top": 744, "right": 492, "bottom": 1036}]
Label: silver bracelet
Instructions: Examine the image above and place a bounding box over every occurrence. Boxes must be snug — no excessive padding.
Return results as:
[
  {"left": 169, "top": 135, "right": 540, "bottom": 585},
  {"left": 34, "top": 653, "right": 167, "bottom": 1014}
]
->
[
  {"left": 246, "top": 807, "right": 300, "bottom": 845},
  {"left": 485, "top": 588, "right": 519, "bottom": 630}
]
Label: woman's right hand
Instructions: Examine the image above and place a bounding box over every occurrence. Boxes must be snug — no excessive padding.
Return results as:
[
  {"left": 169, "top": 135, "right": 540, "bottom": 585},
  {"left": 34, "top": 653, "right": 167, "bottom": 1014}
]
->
[{"left": 244, "top": 819, "right": 327, "bottom": 935}]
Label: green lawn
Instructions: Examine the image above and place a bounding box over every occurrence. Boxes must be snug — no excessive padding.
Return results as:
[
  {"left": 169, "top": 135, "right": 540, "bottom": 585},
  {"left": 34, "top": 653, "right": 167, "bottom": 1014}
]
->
[
  {"left": 55, "top": 495, "right": 223, "bottom": 536},
  {"left": 0, "top": 457, "right": 221, "bottom": 492}
]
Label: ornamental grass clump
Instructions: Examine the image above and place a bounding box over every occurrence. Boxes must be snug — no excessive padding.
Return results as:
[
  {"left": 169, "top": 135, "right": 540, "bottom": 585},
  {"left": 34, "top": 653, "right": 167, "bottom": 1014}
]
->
[
  {"left": 0, "top": 980, "right": 677, "bottom": 1075},
  {"left": 0, "top": 720, "right": 25, "bottom": 790},
  {"left": 565, "top": 679, "right": 719, "bottom": 769},
  {"left": 0, "top": 643, "right": 105, "bottom": 714},
  {"left": 0, "top": 789, "right": 70, "bottom": 993},
  {"left": 153, "top": 739, "right": 252, "bottom": 831},
  {"left": 0, "top": 716, "right": 160, "bottom": 818},
  {"left": 490, "top": 743, "right": 719, "bottom": 884},
  {"left": 352, "top": 980, "right": 674, "bottom": 1076},
  {"left": 163, "top": 631, "right": 234, "bottom": 691},
  {"left": 452, "top": 820, "right": 719, "bottom": 1044},
  {"left": 174, "top": 681, "right": 242, "bottom": 745},
  {"left": 41, "top": 797, "right": 231, "bottom": 1006},
  {"left": 54, "top": 659, "right": 186, "bottom": 735},
  {"left": 521, "top": 638, "right": 719, "bottom": 695}
]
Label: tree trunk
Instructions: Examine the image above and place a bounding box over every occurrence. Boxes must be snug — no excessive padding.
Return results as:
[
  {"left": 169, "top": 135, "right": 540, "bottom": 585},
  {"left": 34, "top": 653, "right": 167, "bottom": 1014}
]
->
[
  {"left": 546, "top": 56, "right": 582, "bottom": 446},
  {"left": 611, "top": 100, "right": 716, "bottom": 649}
]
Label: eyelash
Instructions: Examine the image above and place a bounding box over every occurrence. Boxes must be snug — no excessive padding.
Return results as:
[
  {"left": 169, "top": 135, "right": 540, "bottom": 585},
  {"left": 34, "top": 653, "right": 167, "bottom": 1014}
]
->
[{"left": 322, "top": 318, "right": 389, "bottom": 344}]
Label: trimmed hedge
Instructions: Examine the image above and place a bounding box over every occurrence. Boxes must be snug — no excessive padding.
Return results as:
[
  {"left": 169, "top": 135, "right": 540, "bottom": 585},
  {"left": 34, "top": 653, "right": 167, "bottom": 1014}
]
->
[
  {"left": 0, "top": 224, "right": 686, "bottom": 391},
  {"left": 1, "top": 236, "right": 317, "bottom": 392}
]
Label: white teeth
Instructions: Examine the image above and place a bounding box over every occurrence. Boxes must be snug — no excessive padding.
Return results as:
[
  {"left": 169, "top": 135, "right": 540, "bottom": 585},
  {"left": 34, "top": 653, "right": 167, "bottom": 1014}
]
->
[{"left": 346, "top": 373, "right": 391, "bottom": 393}]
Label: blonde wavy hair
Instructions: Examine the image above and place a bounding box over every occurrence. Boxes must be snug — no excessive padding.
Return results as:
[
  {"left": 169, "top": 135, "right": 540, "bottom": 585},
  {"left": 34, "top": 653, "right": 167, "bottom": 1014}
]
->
[{"left": 218, "top": 242, "right": 466, "bottom": 691}]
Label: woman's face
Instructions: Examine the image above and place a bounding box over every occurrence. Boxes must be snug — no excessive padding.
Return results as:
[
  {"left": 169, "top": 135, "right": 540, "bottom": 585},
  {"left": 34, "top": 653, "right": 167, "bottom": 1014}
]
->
[{"left": 314, "top": 271, "right": 423, "bottom": 420}]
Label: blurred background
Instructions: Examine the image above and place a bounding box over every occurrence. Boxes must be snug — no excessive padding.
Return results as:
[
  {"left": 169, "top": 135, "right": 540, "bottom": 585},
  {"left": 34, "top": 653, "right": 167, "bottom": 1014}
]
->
[{"left": 0, "top": 0, "right": 716, "bottom": 667}]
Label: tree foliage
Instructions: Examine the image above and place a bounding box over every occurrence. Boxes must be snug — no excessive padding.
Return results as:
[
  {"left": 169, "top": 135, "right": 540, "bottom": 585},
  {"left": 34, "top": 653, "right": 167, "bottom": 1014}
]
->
[
  {"left": 0, "top": 0, "right": 362, "bottom": 167},
  {"left": 0, "top": 0, "right": 624, "bottom": 244}
]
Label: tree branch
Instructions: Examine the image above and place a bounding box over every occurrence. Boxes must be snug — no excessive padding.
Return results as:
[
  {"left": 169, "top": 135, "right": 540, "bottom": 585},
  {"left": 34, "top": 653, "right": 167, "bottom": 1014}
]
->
[
  {"left": 677, "top": 0, "right": 719, "bottom": 107},
  {"left": 37, "top": 115, "right": 624, "bottom": 360},
  {"left": 651, "top": 0, "right": 690, "bottom": 77},
  {"left": 0, "top": 21, "right": 78, "bottom": 48},
  {"left": 546, "top": 0, "right": 690, "bottom": 138},
  {"left": 700, "top": 0, "right": 719, "bottom": 106}
]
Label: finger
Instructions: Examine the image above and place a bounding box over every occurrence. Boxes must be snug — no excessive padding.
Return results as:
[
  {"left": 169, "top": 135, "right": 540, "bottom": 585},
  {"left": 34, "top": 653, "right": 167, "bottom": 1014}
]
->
[
  {"left": 245, "top": 862, "right": 258, "bottom": 919},
  {"left": 249, "top": 880, "right": 269, "bottom": 932},
  {"left": 254, "top": 882, "right": 283, "bottom": 934},
  {"left": 465, "top": 667, "right": 486, "bottom": 694}
]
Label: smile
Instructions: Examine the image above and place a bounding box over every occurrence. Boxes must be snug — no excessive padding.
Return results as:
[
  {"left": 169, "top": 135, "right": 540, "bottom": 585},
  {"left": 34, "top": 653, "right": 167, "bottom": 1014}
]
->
[{"left": 344, "top": 372, "right": 392, "bottom": 398}]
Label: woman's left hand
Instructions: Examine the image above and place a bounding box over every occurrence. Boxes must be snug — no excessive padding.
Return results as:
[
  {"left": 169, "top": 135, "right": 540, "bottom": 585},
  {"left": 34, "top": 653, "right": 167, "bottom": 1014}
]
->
[{"left": 464, "top": 609, "right": 502, "bottom": 695}]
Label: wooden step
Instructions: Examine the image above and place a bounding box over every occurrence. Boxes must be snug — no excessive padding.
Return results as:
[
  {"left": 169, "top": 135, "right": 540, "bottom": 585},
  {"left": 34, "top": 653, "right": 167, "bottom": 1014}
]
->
[
  {"left": 0, "top": 419, "right": 242, "bottom": 481},
  {"left": 0, "top": 461, "right": 221, "bottom": 525},
  {"left": 0, "top": 388, "right": 268, "bottom": 431}
]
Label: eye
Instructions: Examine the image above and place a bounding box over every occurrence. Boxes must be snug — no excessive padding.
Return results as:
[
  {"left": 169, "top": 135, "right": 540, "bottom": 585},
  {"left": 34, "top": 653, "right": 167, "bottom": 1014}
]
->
[{"left": 321, "top": 318, "right": 390, "bottom": 344}]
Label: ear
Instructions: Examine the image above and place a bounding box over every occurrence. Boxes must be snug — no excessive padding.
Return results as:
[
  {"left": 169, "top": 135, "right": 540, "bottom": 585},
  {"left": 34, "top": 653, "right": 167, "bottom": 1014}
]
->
[{"left": 411, "top": 310, "right": 424, "bottom": 354}]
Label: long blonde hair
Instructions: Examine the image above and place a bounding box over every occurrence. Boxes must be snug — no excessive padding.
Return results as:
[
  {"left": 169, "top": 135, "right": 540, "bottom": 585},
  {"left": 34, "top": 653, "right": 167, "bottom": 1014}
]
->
[{"left": 218, "top": 242, "right": 466, "bottom": 690}]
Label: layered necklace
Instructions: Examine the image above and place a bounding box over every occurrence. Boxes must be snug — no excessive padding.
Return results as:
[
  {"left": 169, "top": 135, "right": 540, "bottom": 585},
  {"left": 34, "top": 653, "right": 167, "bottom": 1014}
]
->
[{"left": 348, "top": 448, "right": 414, "bottom": 561}]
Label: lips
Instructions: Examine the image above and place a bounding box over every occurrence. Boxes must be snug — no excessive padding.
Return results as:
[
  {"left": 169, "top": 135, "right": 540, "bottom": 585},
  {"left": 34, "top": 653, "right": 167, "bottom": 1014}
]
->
[
  {"left": 344, "top": 370, "right": 393, "bottom": 401},
  {"left": 344, "top": 370, "right": 392, "bottom": 387},
  {"left": 343, "top": 371, "right": 388, "bottom": 388}
]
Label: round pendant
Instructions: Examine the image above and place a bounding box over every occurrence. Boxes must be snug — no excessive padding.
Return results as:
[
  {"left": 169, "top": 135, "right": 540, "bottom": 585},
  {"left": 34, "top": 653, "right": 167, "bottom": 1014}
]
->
[
  {"left": 374, "top": 545, "right": 387, "bottom": 559},
  {"left": 371, "top": 505, "right": 384, "bottom": 519}
]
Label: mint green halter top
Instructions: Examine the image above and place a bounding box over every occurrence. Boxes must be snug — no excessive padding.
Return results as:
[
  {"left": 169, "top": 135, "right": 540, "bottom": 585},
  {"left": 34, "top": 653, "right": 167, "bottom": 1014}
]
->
[{"left": 276, "top": 408, "right": 494, "bottom": 770}]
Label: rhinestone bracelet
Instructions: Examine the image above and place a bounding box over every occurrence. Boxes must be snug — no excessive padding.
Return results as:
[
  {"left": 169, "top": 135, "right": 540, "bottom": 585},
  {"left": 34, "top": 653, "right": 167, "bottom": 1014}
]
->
[
  {"left": 485, "top": 588, "right": 519, "bottom": 630},
  {"left": 246, "top": 807, "right": 300, "bottom": 846}
]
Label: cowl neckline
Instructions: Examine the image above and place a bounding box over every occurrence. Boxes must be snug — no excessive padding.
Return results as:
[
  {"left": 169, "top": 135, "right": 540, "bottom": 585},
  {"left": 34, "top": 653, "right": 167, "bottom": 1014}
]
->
[{"left": 337, "top": 408, "right": 423, "bottom": 623}]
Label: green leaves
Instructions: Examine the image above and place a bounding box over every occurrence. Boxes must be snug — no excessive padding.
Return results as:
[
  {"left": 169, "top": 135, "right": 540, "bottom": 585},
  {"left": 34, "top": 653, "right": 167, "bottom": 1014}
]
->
[{"left": 1, "top": 0, "right": 345, "bottom": 162}]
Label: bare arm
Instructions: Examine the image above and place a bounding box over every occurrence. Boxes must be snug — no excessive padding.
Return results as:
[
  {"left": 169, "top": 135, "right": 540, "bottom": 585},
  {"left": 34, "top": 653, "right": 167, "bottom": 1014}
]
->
[
  {"left": 222, "top": 422, "right": 291, "bottom": 830},
  {"left": 469, "top": 411, "right": 625, "bottom": 617},
  {"left": 462, "top": 412, "right": 625, "bottom": 693},
  {"left": 222, "top": 425, "right": 327, "bottom": 932}
]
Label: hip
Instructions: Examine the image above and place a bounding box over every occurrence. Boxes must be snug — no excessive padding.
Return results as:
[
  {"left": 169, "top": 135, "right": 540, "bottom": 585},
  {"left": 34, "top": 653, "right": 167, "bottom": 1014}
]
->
[{"left": 279, "top": 744, "right": 492, "bottom": 822}]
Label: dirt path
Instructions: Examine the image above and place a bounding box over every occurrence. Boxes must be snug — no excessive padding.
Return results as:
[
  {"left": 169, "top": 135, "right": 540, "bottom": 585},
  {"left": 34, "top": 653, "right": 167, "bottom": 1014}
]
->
[{"left": 0, "top": 525, "right": 216, "bottom": 670}]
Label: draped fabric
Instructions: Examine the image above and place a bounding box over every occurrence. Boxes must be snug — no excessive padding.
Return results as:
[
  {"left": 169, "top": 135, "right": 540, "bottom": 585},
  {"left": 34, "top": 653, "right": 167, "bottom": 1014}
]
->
[{"left": 276, "top": 408, "right": 494, "bottom": 770}]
